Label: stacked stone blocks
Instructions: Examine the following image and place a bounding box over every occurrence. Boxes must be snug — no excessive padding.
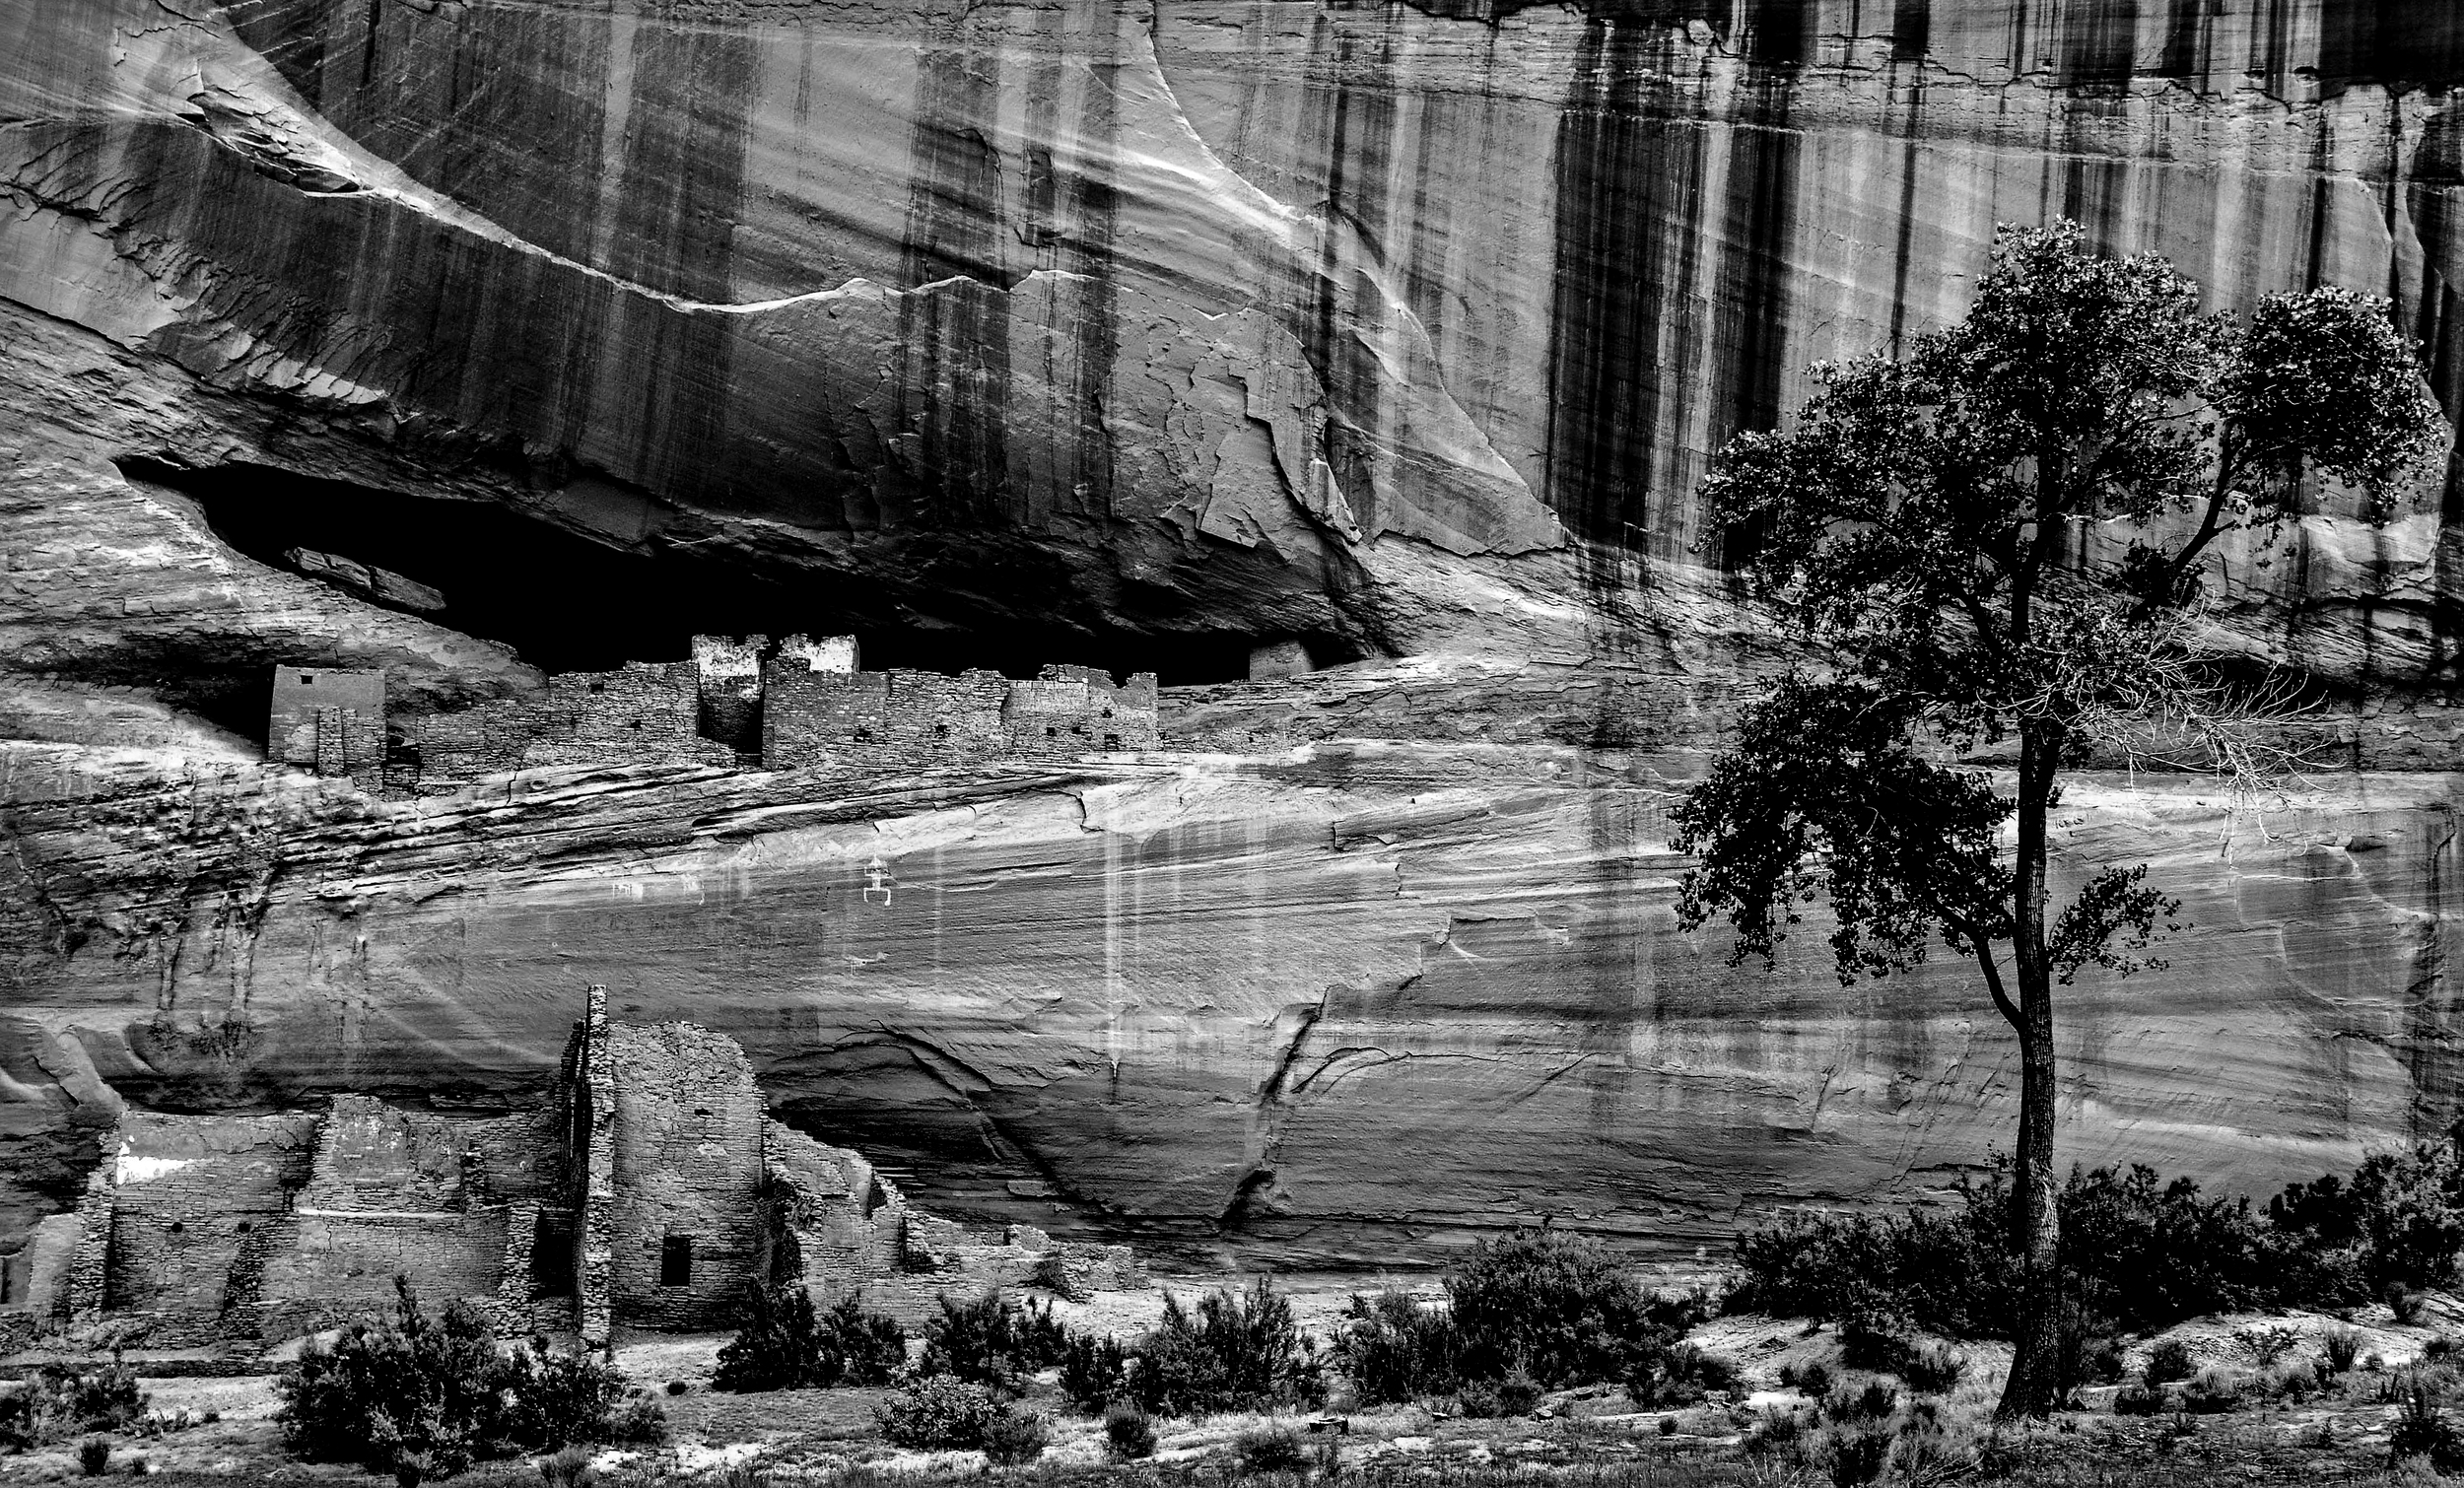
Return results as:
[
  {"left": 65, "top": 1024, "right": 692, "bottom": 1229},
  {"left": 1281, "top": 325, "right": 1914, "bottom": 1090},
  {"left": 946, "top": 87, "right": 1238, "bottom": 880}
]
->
[
  {"left": 269, "top": 636, "right": 1162, "bottom": 793},
  {"left": 18, "top": 996, "right": 1150, "bottom": 1346}
]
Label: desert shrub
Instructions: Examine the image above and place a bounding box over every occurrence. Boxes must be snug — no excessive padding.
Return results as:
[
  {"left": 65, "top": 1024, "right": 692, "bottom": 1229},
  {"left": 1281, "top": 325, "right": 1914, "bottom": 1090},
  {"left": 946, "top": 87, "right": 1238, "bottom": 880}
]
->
[
  {"left": 2391, "top": 1371, "right": 2464, "bottom": 1470},
  {"left": 715, "top": 1285, "right": 904, "bottom": 1393},
  {"left": 0, "top": 1361, "right": 147, "bottom": 1450},
  {"left": 1779, "top": 1359, "right": 1834, "bottom": 1396},
  {"left": 1454, "top": 1378, "right": 1503, "bottom": 1417},
  {"left": 821, "top": 1293, "right": 910, "bottom": 1386},
  {"left": 1628, "top": 1343, "right": 1740, "bottom": 1408},
  {"left": 1734, "top": 1153, "right": 2424, "bottom": 1344},
  {"left": 2260, "top": 1357, "right": 2318, "bottom": 1403},
  {"left": 1333, "top": 1289, "right": 1459, "bottom": 1405},
  {"left": 2053, "top": 1297, "right": 2126, "bottom": 1391},
  {"left": 2389, "top": 1283, "right": 2431, "bottom": 1326},
  {"left": 2113, "top": 1384, "right": 2167, "bottom": 1416},
  {"left": 1837, "top": 1293, "right": 1917, "bottom": 1374},
  {"left": 1061, "top": 1331, "right": 1132, "bottom": 1411},
  {"left": 2273, "top": 1144, "right": 2464, "bottom": 1292},
  {"left": 278, "top": 1278, "right": 650, "bottom": 1479},
  {"left": 876, "top": 1375, "right": 1002, "bottom": 1450},
  {"left": 1127, "top": 1279, "right": 1321, "bottom": 1417},
  {"left": 2142, "top": 1339, "right": 2195, "bottom": 1387},
  {"left": 1820, "top": 1422, "right": 1893, "bottom": 1487},
  {"left": 919, "top": 1295, "right": 1067, "bottom": 1393},
  {"left": 1495, "top": 1366, "right": 1543, "bottom": 1415},
  {"left": 1899, "top": 1343, "right": 1966, "bottom": 1395},
  {"left": 1233, "top": 1424, "right": 1308, "bottom": 1474},
  {"left": 539, "top": 1445, "right": 595, "bottom": 1488},
  {"left": 1446, "top": 1229, "right": 1686, "bottom": 1387},
  {"left": 1819, "top": 1380, "right": 1898, "bottom": 1424},
  {"left": 496, "top": 1336, "right": 658, "bottom": 1451},
  {"left": 1102, "top": 1403, "right": 1156, "bottom": 1461},
  {"left": 716, "top": 1284, "right": 830, "bottom": 1392},
  {"left": 981, "top": 1406, "right": 1050, "bottom": 1465},
  {"left": 77, "top": 1437, "right": 108, "bottom": 1477},
  {"left": 2181, "top": 1367, "right": 2242, "bottom": 1415},
  {"left": 1745, "top": 1405, "right": 1811, "bottom": 1464},
  {"left": 2430, "top": 1336, "right": 2459, "bottom": 1363},
  {"left": 1730, "top": 1193, "right": 2011, "bottom": 1338}
]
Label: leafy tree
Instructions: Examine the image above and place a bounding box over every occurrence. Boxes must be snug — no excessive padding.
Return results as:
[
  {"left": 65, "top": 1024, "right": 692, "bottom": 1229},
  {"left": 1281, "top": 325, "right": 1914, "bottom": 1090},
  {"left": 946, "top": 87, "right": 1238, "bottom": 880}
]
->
[{"left": 1674, "top": 220, "right": 2442, "bottom": 1416}]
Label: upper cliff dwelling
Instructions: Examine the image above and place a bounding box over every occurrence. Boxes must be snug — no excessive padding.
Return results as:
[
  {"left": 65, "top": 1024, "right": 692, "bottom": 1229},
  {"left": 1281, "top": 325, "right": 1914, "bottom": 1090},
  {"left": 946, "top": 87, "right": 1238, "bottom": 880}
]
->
[{"left": 113, "top": 457, "right": 1343, "bottom": 737}]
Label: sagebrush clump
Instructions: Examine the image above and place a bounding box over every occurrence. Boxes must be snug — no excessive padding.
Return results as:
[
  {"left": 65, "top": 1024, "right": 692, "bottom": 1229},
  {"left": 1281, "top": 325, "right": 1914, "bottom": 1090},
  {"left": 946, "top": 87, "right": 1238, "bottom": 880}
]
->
[
  {"left": 876, "top": 1375, "right": 1002, "bottom": 1450},
  {"left": 715, "top": 1285, "right": 906, "bottom": 1392},
  {"left": 919, "top": 1294, "right": 1069, "bottom": 1392},
  {"left": 1730, "top": 1147, "right": 2464, "bottom": 1355},
  {"left": 0, "top": 1361, "right": 145, "bottom": 1450},
  {"left": 277, "top": 1278, "right": 662, "bottom": 1481},
  {"left": 1335, "top": 1230, "right": 1711, "bottom": 1408},
  {"left": 1127, "top": 1278, "right": 1323, "bottom": 1417}
]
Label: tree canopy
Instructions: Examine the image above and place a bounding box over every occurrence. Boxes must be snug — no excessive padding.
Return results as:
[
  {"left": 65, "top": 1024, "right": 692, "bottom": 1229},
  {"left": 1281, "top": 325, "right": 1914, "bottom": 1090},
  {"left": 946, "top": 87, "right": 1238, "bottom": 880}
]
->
[{"left": 1672, "top": 220, "right": 2445, "bottom": 1415}]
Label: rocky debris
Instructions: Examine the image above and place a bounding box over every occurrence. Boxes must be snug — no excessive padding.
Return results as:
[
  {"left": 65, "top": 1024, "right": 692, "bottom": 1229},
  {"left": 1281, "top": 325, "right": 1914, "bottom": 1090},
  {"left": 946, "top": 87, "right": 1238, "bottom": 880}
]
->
[{"left": 281, "top": 550, "right": 446, "bottom": 614}]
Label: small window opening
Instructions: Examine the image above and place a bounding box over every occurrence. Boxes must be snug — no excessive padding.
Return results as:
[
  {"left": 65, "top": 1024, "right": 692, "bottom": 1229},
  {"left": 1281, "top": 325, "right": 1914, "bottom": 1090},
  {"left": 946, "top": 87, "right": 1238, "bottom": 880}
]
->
[
  {"left": 588, "top": 681, "right": 606, "bottom": 694},
  {"left": 1104, "top": 733, "right": 1121, "bottom": 750},
  {"left": 1046, "top": 727, "right": 1058, "bottom": 737},
  {"left": 531, "top": 1211, "right": 578, "bottom": 1298},
  {"left": 1102, "top": 709, "right": 1113, "bottom": 719},
  {"left": 660, "top": 1234, "right": 693, "bottom": 1286},
  {"left": 169, "top": 1222, "right": 185, "bottom": 1235},
  {"left": 854, "top": 728, "right": 872, "bottom": 742},
  {"left": 300, "top": 674, "right": 315, "bottom": 685},
  {"left": 236, "top": 1220, "right": 252, "bottom": 1234},
  {"left": 932, "top": 723, "right": 949, "bottom": 737},
  {"left": 627, "top": 717, "right": 643, "bottom": 729}
]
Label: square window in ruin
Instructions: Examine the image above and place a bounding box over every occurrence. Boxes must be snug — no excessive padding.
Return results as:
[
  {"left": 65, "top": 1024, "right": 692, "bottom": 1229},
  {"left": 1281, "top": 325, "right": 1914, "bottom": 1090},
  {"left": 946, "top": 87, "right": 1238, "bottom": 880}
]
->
[
  {"left": 660, "top": 1234, "right": 693, "bottom": 1287},
  {"left": 589, "top": 681, "right": 605, "bottom": 694}
]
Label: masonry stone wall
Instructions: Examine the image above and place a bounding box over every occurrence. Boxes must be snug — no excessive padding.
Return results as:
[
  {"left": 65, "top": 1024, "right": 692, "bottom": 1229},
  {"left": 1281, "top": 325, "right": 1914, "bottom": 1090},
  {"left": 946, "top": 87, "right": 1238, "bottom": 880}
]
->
[
  {"left": 269, "top": 666, "right": 384, "bottom": 793},
  {"left": 762, "top": 643, "right": 1159, "bottom": 774},
  {"left": 412, "top": 662, "right": 733, "bottom": 787},
  {"left": 96, "top": 1113, "right": 321, "bottom": 1336},
  {"left": 694, "top": 635, "right": 767, "bottom": 756},
  {"left": 1002, "top": 665, "right": 1160, "bottom": 760},
  {"left": 46, "top": 996, "right": 1150, "bottom": 1347},
  {"left": 763, "top": 1119, "right": 1144, "bottom": 1324},
  {"left": 763, "top": 661, "right": 1011, "bottom": 773},
  {"left": 601, "top": 1022, "right": 768, "bottom": 1332},
  {"left": 250, "top": 1097, "right": 529, "bottom": 1336}
]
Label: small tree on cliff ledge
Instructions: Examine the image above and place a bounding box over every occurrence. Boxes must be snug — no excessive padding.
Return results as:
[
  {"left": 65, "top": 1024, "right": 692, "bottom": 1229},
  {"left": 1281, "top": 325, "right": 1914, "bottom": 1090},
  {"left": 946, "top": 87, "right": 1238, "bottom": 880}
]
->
[{"left": 1671, "top": 221, "right": 2443, "bottom": 1418}]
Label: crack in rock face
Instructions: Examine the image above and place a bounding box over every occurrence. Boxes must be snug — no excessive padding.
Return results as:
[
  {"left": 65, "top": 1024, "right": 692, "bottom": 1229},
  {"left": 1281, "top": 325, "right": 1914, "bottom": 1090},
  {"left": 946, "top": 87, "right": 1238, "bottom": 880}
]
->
[{"left": 1, "top": 0, "right": 2463, "bottom": 1271}]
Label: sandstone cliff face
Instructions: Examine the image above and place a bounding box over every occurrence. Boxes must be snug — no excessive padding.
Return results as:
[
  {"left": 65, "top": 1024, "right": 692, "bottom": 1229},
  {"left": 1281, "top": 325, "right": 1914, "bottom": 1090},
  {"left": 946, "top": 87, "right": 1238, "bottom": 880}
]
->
[{"left": 4, "top": 0, "right": 2464, "bottom": 1268}]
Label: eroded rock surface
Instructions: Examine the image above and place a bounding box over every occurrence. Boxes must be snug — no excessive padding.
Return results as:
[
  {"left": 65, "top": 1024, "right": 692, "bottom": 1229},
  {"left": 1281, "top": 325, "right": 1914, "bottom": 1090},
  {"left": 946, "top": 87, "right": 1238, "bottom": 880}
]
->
[{"left": 4, "top": 0, "right": 2464, "bottom": 1269}]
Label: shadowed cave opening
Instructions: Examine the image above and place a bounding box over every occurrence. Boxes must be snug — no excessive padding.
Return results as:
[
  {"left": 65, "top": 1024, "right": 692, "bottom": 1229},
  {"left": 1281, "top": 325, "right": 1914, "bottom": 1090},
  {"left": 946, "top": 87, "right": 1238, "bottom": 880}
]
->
[{"left": 117, "top": 458, "right": 1276, "bottom": 736}]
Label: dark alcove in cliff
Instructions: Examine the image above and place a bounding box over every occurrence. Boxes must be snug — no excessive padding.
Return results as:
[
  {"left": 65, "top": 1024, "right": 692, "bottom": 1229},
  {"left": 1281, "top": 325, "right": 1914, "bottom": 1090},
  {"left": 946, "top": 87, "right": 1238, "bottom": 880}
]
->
[{"left": 120, "top": 459, "right": 1269, "bottom": 714}]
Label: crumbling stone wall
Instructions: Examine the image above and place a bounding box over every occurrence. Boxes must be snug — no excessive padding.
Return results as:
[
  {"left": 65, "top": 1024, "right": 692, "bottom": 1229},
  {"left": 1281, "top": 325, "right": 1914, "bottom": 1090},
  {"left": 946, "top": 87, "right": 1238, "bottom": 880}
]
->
[
  {"left": 600, "top": 1021, "right": 768, "bottom": 1332},
  {"left": 411, "top": 662, "right": 733, "bottom": 786},
  {"left": 762, "top": 639, "right": 1159, "bottom": 773},
  {"left": 763, "top": 1119, "right": 1143, "bottom": 1323},
  {"left": 1003, "top": 665, "right": 1160, "bottom": 759},
  {"left": 763, "top": 659, "right": 1011, "bottom": 772},
  {"left": 41, "top": 995, "right": 1150, "bottom": 1347},
  {"left": 694, "top": 636, "right": 766, "bottom": 757},
  {"left": 251, "top": 1097, "right": 531, "bottom": 1337},
  {"left": 93, "top": 1112, "right": 321, "bottom": 1342},
  {"left": 268, "top": 665, "right": 384, "bottom": 793}
]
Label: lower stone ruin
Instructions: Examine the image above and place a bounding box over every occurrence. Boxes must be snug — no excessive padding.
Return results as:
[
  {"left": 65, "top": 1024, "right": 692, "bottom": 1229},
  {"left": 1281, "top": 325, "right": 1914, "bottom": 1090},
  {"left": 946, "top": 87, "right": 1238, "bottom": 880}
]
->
[{"left": 1, "top": 987, "right": 1140, "bottom": 1351}]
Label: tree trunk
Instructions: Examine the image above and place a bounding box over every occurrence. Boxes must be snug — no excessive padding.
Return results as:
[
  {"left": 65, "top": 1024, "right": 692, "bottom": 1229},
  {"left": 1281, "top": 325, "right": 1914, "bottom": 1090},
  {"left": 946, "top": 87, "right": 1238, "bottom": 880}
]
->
[{"left": 1996, "top": 721, "right": 2063, "bottom": 1420}]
